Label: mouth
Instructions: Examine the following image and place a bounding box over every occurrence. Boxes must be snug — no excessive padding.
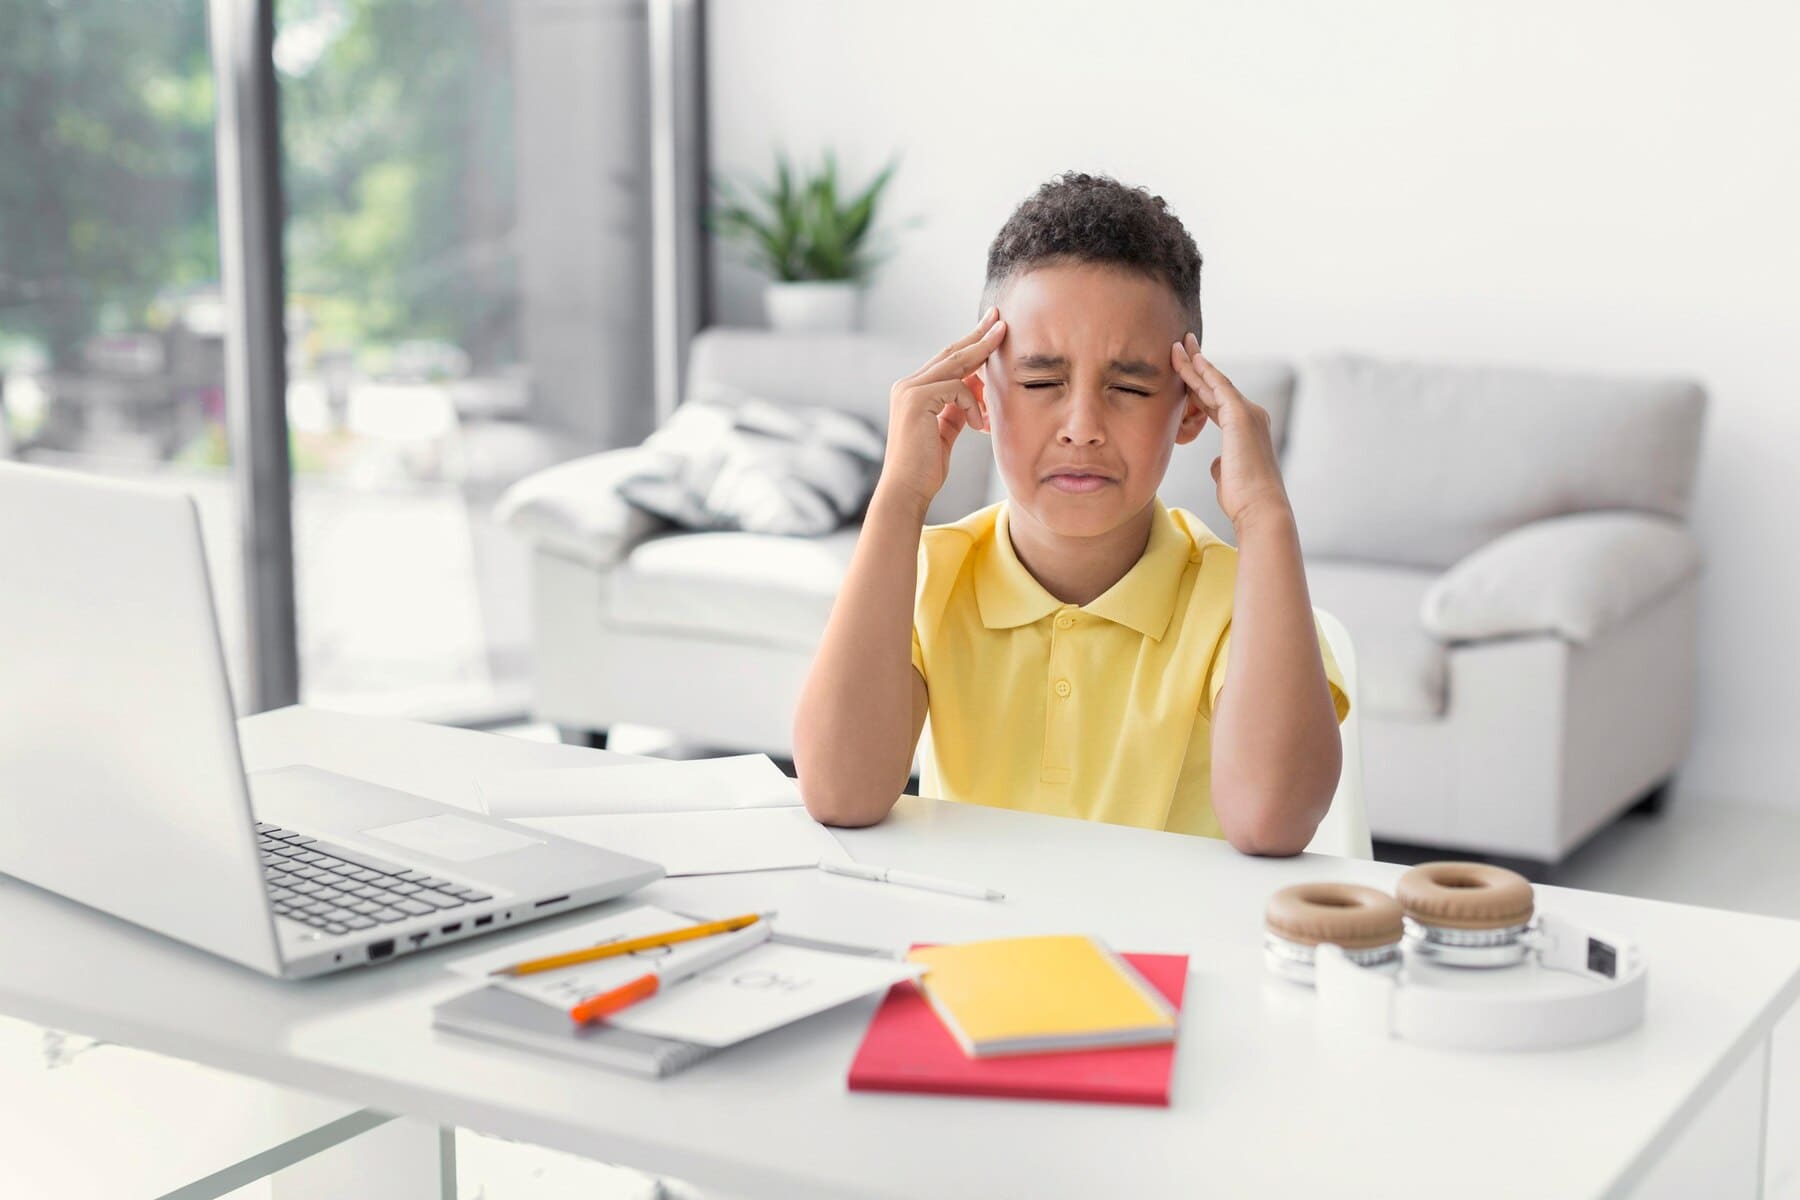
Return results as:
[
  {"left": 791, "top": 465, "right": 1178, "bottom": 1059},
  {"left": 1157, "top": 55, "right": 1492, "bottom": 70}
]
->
[{"left": 1043, "top": 471, "right": 1116, "bottom": 494}]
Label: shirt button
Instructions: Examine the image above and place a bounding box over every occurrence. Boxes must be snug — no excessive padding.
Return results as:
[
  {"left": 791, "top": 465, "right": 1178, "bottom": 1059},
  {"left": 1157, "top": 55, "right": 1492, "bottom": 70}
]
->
[
  {"left": 1055, "top": 614, "right": 1075, "bottom": 629},
  {"left": 1054, "top": 679, "right": 1072, "bottom": 698}
]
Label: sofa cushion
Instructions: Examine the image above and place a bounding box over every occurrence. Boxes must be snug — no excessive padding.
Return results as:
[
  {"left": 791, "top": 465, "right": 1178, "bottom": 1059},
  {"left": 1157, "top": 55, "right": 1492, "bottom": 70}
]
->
[
  {"left": 1305, "top": 560, "right": 1446, "bottom": 719},
  {"left": 1420, "top": 512, "right": 1701, "bottom": 644},
  {"left": 495, "top": 446, "right": 673, "bottom": 569},
  {"left": 686, "top": 328, "right": 994, "bottom": 525},
  {"left": 1282, "top": 354, "right": 1706, "bottom": 570},
  {"left": 616, "top": 389, "right": 884, "bottom": 536},
  {"left": 608, "top": 527, "right": 859, "bottom": 650}
]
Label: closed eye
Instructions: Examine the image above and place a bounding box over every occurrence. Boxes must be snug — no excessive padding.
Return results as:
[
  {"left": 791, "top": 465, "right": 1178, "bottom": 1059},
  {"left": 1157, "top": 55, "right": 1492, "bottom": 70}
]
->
[{"left": 1020, "top": 381, "right": 1151, "bottom": 396}]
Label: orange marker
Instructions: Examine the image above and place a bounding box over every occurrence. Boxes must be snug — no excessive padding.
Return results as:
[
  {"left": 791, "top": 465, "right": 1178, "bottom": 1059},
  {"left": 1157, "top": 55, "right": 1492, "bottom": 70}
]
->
[{"left": 569, "top": 918, "right": 774, "bottom": 1025}]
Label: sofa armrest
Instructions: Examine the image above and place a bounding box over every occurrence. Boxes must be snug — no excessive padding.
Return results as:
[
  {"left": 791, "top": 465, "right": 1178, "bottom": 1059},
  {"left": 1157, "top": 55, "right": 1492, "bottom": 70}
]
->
[
  {"left": 1419, "top": 512, "right": 1700, "bottom": 644},
  {"left": 494, "top": 447, "right": 672, "bottom": 568}
]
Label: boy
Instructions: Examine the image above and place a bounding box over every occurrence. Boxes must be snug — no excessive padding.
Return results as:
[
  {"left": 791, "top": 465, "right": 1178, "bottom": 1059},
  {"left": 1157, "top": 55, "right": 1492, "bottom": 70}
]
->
[{"left": 792, "top": 173, "right": 1348, "bottom": 855}]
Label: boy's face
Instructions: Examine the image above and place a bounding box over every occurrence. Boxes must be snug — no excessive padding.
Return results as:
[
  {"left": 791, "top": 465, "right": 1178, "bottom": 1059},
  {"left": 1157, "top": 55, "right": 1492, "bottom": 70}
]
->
[{"left": 981, "top": 262, "right": 1206, "bottom": 540}]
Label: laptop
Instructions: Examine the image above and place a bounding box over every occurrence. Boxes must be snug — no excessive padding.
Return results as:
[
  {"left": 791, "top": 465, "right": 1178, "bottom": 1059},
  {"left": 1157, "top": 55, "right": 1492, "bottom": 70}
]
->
[{"left": 0, "top": 462, "right": 663, "bottom": 978}]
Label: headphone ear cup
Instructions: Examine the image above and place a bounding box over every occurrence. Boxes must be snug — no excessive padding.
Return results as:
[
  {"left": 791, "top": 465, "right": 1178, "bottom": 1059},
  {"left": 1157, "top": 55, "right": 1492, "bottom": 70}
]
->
[
  {"left": 1265, "top": 882, "right": 1404, "bottom": 950},
  {"left": 1396, "top": 862, "right": 1535, "bottom": 931}
]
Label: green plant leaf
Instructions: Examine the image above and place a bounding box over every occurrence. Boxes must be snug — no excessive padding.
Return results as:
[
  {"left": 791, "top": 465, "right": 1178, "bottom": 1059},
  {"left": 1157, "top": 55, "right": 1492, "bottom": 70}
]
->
[{"left": 707, "top": 148, "right": 903, "bottom": 283}]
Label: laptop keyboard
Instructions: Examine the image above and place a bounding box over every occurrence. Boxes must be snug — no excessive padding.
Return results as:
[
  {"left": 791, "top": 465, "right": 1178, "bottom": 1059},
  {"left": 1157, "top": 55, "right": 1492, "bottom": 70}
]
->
[{"left": 257, "top": 822, "right": 494, "bottom": 937}]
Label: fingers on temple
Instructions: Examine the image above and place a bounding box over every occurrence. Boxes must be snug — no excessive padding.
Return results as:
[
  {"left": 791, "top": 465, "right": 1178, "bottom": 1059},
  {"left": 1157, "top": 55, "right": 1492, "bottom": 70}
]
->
[
  {"left": 1187, "top": 340, "right": 1240, "bottom": 400},
  {"left": 920, "top": 310, "right": 995, "bottom": 371},
  {"left": 1177, "top": 339, "right": 1250, "bottom": 417},
  {"left": 1172, "top": 341, "right": 1221, "bottom": 413},
  {"left": 920, "top": 315, "right": 1005, "bottom": 383}
]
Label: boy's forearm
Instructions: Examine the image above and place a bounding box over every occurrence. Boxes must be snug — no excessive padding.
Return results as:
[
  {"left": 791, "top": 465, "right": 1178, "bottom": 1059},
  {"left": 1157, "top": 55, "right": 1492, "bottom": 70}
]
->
[
  {"left": 1210, "top": 506, "right": 1343, "bottom": 856},
  {"left": 792, "top": 487, "right": 928, "bottom": 826}
]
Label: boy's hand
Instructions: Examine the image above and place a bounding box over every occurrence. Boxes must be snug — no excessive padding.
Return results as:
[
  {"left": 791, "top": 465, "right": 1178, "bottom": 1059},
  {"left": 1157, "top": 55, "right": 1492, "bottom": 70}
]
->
[
  {"left": 874, "top": 307, "right": 1007, "bottom": 518},
  {"left": 1172, "top": 332, "right": 1291, "bottom": 532}
]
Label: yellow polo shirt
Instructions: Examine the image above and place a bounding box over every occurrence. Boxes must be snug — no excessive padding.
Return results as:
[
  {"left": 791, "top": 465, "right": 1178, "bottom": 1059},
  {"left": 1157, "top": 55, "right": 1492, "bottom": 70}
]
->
[{"left": 911, "top": 499, "right": 1350, "bottom": 839}]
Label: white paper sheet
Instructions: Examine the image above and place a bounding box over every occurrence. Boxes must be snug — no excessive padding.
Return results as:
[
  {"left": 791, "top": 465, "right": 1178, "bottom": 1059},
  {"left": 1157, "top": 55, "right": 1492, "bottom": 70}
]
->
[
  {"left": 476, "top": 755, "right": 801, "bottom": 818},
  {"left": 449, "top": 905, "right": 923, "bottom": 1048},
  {"left": 611, "top": 941, "right": 923, "bottom": 1046},
  {"left": 515, "top": 806, "right": 849, "bottom": 876}
]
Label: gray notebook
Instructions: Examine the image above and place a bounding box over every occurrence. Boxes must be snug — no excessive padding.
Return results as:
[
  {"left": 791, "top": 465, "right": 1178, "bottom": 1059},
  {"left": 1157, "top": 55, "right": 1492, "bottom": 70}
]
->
[
  {"left": 434, "top": 984, "right": 716, "bottom": 1078},
  {"left": 433, "top": 923, "right": 895, "bottom": 1079}
]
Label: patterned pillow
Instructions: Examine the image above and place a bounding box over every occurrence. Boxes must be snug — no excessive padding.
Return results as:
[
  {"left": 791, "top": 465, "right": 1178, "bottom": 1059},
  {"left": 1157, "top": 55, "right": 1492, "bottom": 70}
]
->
[{"left": 615, "top": 385, "right": 886, "bottom": 537}]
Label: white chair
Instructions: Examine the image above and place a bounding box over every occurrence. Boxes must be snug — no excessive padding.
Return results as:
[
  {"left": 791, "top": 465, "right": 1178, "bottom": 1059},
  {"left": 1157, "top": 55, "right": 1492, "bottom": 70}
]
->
[
  {"left": 913, "top": 606, "right": 1368, "bottom": 860},
  {"left": 1306, "top": 607, "right": 1371, "bottom": 860}
]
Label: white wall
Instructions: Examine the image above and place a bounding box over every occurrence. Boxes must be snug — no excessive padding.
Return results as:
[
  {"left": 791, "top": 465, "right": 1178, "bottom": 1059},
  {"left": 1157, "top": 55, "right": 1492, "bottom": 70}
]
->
[{"left": 705, "top": 0, "right": 1800, "bottom": 813}]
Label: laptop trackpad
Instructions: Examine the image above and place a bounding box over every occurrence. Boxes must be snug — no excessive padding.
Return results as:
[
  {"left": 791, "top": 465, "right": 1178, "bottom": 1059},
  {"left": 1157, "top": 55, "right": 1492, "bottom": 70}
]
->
[{"left": 361, "top": 814, "right": 541, "bottom": 863}]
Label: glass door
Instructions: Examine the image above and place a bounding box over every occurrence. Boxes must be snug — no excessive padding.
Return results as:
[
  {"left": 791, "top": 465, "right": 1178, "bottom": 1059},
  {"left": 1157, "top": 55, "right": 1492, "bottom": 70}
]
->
[
  {"left": 272, "top": 0, "right": 654, "bottom": 722},
  {"left": 0, "top": 0, "right": 256, "bottom": 702}
]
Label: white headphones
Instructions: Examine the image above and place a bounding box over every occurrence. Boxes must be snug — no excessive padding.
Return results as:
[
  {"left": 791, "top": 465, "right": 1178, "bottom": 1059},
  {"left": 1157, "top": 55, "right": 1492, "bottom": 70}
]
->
[{"left": 1265, "top": 863, "right": 1647, "bottom": 1052}]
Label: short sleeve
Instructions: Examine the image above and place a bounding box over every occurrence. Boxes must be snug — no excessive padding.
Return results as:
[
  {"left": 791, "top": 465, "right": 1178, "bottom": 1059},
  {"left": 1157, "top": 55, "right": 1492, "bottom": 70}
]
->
[
  {"left": 1202, "top": 622, "right": 1232, "bottom": 723},
  {"left": 1203, "top": 619, "right": 1352, "bottom": 724},
  {"left": 912, "top": 515, "right": 986, "bottom": 694}
]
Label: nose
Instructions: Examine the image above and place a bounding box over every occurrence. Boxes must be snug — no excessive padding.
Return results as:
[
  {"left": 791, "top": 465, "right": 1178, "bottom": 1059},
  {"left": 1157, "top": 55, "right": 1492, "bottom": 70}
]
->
[{"left": 1057, "top": 386, "right": 1106, "bottom": 447}]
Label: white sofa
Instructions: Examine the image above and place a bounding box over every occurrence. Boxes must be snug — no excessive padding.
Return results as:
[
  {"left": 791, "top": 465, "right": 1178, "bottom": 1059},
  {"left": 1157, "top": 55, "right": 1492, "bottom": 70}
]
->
[{"left": 497, "top": 330, "right": 1706, "bottom": 870}]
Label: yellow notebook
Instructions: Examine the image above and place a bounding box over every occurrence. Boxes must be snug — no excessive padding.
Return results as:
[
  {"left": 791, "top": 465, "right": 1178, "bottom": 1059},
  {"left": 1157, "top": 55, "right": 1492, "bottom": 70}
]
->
[{"left": 907, "top": 935, "right": 1179, "bottom": 1058}]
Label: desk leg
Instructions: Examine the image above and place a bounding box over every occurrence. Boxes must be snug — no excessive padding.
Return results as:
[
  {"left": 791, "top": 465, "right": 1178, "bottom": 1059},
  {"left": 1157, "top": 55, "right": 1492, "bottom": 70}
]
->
[
  {"left": 269, "top": 1115, "right": 455, "bottom": 1200},
  {"left": 440, "top": 1123, "right": 459, "bottom": 1200}
]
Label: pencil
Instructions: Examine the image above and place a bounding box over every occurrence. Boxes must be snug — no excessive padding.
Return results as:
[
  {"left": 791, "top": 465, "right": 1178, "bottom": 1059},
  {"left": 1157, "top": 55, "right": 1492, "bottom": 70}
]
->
[{"left": 487, "top": 911, "right": 766, "bottom": 977}]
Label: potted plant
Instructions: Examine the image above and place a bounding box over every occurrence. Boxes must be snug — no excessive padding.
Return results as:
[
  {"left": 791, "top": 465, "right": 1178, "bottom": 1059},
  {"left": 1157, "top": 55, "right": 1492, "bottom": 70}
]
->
[{"left": 710, "top": 151, "right": 900, "bottom": 332}]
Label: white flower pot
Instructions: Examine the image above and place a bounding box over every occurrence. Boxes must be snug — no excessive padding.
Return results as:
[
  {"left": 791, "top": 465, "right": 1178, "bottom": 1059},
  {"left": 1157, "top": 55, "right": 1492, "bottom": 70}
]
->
[{"left": 764, "top": 281, "right": 862, "bottom": 333}]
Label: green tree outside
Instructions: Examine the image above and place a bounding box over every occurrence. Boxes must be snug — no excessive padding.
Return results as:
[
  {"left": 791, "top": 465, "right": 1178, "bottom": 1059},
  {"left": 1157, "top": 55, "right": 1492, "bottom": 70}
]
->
[{"left": 0, "top": 0, "right": 519, "bottom": 377}]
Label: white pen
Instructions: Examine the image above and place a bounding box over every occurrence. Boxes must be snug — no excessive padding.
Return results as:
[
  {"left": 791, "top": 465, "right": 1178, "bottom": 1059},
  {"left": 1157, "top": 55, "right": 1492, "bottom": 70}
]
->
[{"left": 818, "top": 859, "right": 1005, "bottom": 902}]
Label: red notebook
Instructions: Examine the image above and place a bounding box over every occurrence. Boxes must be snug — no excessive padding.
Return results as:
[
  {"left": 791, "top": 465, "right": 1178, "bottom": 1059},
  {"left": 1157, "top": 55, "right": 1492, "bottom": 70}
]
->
[{"left": 847, "top": 951, "right": 1187, "bottom": 1107}]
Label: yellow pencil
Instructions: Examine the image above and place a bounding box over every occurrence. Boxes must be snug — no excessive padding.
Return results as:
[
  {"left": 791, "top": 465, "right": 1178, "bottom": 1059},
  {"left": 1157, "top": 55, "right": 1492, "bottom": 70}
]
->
[{"left": 487, "top": 912, "right": 766, "bottom": 978}]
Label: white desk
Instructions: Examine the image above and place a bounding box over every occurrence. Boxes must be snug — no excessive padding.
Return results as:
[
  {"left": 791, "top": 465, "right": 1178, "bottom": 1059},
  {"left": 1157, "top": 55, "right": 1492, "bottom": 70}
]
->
[{"left": 1, "top": 706, "right": 1796, "bottom": 1198}]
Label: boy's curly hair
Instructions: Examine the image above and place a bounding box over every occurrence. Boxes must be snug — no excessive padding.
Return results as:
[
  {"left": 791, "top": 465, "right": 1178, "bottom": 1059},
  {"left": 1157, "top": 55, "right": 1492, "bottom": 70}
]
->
[{"left": 982, "top": 172, "right": 1203, "bottom": 343}]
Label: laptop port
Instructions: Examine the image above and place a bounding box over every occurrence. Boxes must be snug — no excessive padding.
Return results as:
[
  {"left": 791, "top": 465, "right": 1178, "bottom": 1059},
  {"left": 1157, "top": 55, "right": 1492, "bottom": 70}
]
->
[
  {"left": 474, "top": 915, "right": 493, "bottom": 928},
  {"left": 534, "top": 895, "right": 569, "bottom": 908},
  {"left": 408, "top": 931, "right": 430, "bottom": 946},
  {"left": 440, "top": 922, "right": 462, "bottom": 935},
  {"left": 368, "top": 939, "right": 395, "bottom": 960}
]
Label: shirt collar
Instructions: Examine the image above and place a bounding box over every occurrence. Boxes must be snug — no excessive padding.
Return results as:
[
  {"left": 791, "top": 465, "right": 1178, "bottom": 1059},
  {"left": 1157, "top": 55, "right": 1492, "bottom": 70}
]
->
[{"left": 975, "top": 499, "right": 1194, "bottom": 641}]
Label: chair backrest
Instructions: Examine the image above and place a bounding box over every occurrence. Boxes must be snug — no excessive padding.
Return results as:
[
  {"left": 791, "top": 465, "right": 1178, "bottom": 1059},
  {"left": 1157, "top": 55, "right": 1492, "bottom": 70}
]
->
[
  {"left": 916, "top": 605, "right": 1370, "bottom": 859},
  {"left": 1305, "top": 607, "right": 1372, "bottom": 859}
]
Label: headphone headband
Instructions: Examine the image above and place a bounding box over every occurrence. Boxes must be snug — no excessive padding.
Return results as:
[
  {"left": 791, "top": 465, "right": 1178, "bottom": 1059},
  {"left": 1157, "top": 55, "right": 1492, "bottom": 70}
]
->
[{"left": 1314, "top": 916, "right": 1647, "bottom": 1051}]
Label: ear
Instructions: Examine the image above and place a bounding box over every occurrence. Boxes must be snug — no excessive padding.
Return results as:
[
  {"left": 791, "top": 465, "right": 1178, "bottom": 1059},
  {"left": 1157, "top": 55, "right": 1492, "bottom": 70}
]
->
[
  {"left": 1173, "top": 383, "right": 1209, "bottom": 445},
  {"left": 962, "top": 370, "right": 989, "bottom": 431}
]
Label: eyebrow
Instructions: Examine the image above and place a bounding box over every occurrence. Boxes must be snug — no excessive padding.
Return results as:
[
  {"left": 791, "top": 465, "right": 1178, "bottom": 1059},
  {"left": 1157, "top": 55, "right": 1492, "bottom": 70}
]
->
[{"left": 1014, "top": 353, "right": 1162, "bottom": 380}]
